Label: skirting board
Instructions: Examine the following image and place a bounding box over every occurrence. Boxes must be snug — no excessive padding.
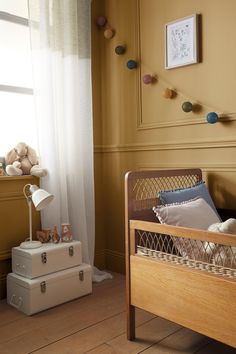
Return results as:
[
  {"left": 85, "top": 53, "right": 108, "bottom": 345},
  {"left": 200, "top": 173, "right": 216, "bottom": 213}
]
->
[
  {"left": 0, "top": 275, "right": 7, "bottom": 299},
  {"left": 105, "top": 249, "right": 125, "bottom": 274}
]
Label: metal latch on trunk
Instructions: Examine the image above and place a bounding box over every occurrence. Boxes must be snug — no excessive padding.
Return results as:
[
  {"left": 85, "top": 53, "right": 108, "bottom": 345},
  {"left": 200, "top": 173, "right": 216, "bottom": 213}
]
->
[
  {"left": 79, "top": 270, "right": 84, "bottom": 281},
  {"left": 69, "top": 246, "right": 74, "bottom": 256},
  {"left": 41, "top": 252, "right": 47, "bottom": 264},
  {"left": 40, "top": 281, "right": 46, "bottom": 293}
]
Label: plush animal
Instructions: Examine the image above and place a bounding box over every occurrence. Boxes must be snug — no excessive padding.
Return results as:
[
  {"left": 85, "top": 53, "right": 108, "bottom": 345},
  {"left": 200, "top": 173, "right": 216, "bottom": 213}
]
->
[
  {"left": 5, "top": 142, "right": 47, "bottom": 178},
  {"left": 208, "top": 218, "right": 236, "bottom": 234},
  {"left": 208, "top": 218, "right": 236, "bottom": 268}
]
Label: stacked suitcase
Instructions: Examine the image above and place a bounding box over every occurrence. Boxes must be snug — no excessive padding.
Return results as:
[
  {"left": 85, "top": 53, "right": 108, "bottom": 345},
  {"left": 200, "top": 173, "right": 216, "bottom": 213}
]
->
[{"left": 7, "top": 241, "right": 92, "bottom": 315}]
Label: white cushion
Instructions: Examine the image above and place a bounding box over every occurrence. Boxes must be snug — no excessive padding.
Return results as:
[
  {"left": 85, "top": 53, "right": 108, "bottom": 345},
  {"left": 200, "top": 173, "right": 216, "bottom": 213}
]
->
[
  {"left": 153, "top": 197, "right": 220, "bottom": 230},
  {"left": 153, "top": 197, "right": 221, "bottom": 259}
]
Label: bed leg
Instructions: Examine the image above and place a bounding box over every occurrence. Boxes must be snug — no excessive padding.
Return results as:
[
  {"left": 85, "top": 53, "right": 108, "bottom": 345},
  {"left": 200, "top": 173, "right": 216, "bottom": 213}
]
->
[{"left": 127, "top": 304, "right": 135, "bottom": 340}]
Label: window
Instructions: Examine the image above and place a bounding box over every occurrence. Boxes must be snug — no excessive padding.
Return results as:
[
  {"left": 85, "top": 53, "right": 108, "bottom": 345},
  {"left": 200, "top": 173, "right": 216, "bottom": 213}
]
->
[{"left": 0, "top": 0, "right": 38, "bottom": 157}]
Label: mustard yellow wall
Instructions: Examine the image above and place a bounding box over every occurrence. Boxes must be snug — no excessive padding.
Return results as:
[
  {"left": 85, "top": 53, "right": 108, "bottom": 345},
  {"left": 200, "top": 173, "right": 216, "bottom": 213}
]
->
[
  {"left": 0, "top": 176, "right": 41, "bottom": 298},
  {"left": 92, "top": 0, "right": 236, "bottom": 273}
]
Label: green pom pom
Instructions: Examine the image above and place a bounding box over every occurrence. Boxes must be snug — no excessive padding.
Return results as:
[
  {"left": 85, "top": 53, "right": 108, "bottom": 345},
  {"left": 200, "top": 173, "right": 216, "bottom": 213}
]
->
[
  {"left": 115, "top": 45, "right": 126, "bottom": 55},
  {"left": 182, "top": 101, "right": 193, "bottom": 112}
]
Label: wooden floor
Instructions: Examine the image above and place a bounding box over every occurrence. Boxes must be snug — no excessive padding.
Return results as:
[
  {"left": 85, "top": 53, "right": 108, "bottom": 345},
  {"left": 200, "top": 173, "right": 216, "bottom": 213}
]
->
[{"left": 0, "top": 272, "right": 235, "bottom": 354}]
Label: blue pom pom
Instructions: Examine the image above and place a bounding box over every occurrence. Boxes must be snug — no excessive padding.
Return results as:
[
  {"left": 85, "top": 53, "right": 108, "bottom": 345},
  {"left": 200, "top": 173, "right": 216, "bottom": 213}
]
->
[
  {"left": 207, "top": 112, "right": 218, "bottom": 124},
  {"left": 127, "top": 60, "right": 138, "bottom": 70}
]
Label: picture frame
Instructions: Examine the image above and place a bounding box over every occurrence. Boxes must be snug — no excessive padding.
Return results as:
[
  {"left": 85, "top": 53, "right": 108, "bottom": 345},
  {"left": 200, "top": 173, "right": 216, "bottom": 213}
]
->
[{"left": 165, "top": 14, "right": 199, "bottom": 69}]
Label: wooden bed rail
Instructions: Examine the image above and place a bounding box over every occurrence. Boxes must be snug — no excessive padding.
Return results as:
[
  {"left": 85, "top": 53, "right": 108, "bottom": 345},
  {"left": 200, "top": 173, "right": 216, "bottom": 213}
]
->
[
  {"left": 125, "top": 169, "right": 236, "bottom": 345},
  {"left": 130, "top": 220, "right": 236, "bottom": 247}
]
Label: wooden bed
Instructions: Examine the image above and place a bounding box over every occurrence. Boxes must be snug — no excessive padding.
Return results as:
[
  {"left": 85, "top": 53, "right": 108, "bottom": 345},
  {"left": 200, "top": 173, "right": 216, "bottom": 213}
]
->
[{"left": 125, "top": 169, "right": 236, "bottom": 348}]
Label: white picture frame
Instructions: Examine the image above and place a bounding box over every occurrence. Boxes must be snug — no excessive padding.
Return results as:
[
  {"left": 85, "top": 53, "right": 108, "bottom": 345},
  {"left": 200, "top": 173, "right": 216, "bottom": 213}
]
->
[{"left": 165, "top": 14, "right": 199, "bottom": 69}]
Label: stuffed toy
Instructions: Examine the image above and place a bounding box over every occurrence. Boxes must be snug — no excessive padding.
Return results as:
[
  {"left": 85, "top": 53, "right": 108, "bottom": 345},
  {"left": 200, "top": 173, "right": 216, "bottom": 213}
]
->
[
  {"left": 208, "top": 218, "right": 236, "bottom": 268},
  {"left": 208, "top": 218, "right": 236, "bottom": 234},
  {"left": 5, "top": 142, "right": 47, "bottom": 178}
]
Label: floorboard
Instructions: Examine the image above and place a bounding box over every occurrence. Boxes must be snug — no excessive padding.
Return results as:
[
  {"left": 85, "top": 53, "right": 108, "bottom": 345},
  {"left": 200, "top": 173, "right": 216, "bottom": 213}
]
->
[
  {"left": 139, "top": 327, "right": 210, "bottom": 354},
  {"left": 194, "top": 340, "right": 236, "bottom": 354},
  {"left": 0, "top": 272, "right": 234, "bottom": 354}
]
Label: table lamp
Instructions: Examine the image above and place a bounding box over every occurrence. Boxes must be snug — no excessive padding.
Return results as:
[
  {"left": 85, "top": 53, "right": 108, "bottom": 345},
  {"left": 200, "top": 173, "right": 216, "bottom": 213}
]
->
[{"left": 20, "top": 184, "right": 54, "bottom": 249}]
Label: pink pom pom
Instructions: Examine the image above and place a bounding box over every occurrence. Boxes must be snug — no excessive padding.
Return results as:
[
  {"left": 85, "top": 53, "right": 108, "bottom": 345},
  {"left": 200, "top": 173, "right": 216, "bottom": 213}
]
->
[
  {"left": 96, "top": 16, "right": 107, "bottom": 27},
  {"left": 142, "top": 74, "right": 153, "bottom": 85}
]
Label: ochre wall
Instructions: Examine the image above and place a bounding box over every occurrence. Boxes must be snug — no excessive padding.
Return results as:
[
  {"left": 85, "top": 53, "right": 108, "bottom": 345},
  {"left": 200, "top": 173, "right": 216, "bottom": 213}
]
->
[
  {"left": 92, "top": 0, "right": 236, "bottom": 273},
  {"left": 0, "top": 176, "right": 41, "bottom": 298}
]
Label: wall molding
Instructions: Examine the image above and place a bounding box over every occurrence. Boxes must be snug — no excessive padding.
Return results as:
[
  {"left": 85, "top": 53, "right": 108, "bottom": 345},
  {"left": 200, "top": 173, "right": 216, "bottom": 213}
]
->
[
  {"left": 0, "top": 274, "right": 6, "bottom": 282},
  {"left": 105, "top": 249, "right": 125, "bottom": 261},
  {"left": 0, "top": 274, "right": 7, "bottom": 300},
  {"left": 0, "top": 250, "right": 11, "bottom": 261},
  {"left": 94, "top": 137, "right": 236, "bottom": 154},
  {"left": 95, "top": 249, "right": 105, "bottom": 257},
  {"left": 137, "top": 163, "right": 236, "bottom": 173},
  {"left": 105, "top": 249, "right": 125, "bottom": 273},
  {"left": 94, "top": 249, "right": 106, "bottom": 268},
  {"left": 138, "top": 115, "right": 236, "bottom": 130},
  {"left": 0, "top": 175, "right": 39, "bottom": 181},
  {"left": 137, "top": 1, "right": 236, "bottom": 131},
  {"left": 0, "top": 192, "right": 24, "bottom": 202},
  {"left": 135, "top": 0, "right": 142, "bottom": 134},
  {"left": 94, "top": 249, "right": 125, "bottom": 272}
]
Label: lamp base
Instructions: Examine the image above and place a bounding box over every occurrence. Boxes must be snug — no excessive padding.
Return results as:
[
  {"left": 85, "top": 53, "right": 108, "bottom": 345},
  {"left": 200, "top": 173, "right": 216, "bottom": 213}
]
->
[{"left": 20, "top": 240, "right": 42, "bottom": 249}]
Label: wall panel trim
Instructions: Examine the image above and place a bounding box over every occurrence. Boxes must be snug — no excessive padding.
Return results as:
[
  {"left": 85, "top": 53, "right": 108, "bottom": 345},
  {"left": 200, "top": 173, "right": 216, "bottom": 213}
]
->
[
  {"left": 137, "top": 163, "right": 236, "bottom": 172},
  {"left": 138, "top": 115, "right": 236, "bottom": 130},
  {"left": 105, "top": 249, "right": 125, "bottom": 273},
  {"left": 0, "top": 192, "right": 24, "bottom": 202},
  {"left": 0, "top": 274, "right": 6, "bottom": 281},
  {"left": 137, "top": 0, "right": 236, "bottom": 130},
  {"left": 0, "top": 250, "right": 11, "bottom": 261},
  {"left": 94, "top": 137, "right": 236, "bottom": 153},
  {"left": 105, "top": 249, "right": 125, "bottom": 261},
  {"left": 94, "top": 249, "right": 106, "bottom": 269}
]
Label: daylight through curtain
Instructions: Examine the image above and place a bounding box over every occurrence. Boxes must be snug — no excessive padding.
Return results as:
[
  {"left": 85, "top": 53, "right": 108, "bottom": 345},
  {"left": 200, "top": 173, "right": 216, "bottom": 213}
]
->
[{"left": 28, "top": 0, "right": 112, "bottom": 282}]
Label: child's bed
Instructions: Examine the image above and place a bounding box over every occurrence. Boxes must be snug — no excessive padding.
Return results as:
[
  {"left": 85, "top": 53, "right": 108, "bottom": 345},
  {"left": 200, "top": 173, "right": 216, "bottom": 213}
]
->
[{"left": 125, "top": 168, "right": 236, "bottom": 348}]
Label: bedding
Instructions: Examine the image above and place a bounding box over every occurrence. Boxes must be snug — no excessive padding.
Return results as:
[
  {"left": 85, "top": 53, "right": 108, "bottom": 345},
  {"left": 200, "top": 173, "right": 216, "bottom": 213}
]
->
[
  {"left": 153, "top": 197, "right": 221, "bottom": 260},
  {"left": 153, "top": 197, "right": 220, "bottom": 230},
  {"left": 158, "top": 181, "right": 220, "bottom": 217}
]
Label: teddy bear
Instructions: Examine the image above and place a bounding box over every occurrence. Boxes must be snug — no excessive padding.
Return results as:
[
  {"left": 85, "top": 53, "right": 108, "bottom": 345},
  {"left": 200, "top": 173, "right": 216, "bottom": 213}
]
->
[
  {"left": 208, "top": 218, "right": 236, "bottom": 267},
  {"left": 208, "top": 218, "right": 236, "bottom": 234},
  {"left": 5, "top": 142, "right": 47, "bottom": 178}
]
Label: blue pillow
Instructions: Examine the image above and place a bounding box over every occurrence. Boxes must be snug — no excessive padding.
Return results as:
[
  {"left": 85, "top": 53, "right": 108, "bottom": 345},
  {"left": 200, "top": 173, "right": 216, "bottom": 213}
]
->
[{"left": 158, "top": 181, "right": 220, "bottom": 218}]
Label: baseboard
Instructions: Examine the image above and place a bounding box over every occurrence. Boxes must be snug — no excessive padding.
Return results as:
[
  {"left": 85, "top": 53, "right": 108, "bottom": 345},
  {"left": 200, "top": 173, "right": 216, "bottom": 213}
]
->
[
  {"left": 105, "top": 249, "right": 125, "bottom": 274},
  {"left": 0, "top": 258, "right": 12, "bottom": 299},
  {"left": 0, "top": 274, "right": 7, "bottom": 299},
  {"left": 94, "top": 249, "right": 106, "bottom": 270}
]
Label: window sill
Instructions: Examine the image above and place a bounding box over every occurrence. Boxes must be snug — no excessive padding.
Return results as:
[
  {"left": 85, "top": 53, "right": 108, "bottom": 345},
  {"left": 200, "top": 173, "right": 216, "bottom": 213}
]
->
[{"left": 0, "top": 175, "right": 39, "bottom": 182}]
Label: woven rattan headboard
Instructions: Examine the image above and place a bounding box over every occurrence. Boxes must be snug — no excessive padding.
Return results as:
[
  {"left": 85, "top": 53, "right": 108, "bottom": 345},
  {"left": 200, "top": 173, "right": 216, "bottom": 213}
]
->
[{"left": 125, "top": 169, "right": 202, "bottom": 223}]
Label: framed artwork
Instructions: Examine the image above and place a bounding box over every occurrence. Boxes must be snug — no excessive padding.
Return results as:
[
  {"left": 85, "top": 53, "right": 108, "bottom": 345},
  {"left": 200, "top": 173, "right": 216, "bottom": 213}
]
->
[{"left": 165, "top": 14, "right": 199, "bottom": 69}]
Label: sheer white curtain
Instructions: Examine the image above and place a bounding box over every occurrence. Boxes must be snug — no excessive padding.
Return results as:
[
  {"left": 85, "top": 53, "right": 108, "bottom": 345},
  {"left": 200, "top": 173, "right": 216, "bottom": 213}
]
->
[{"left": 28, "top": 0, "right": 111, "bottom": 282}]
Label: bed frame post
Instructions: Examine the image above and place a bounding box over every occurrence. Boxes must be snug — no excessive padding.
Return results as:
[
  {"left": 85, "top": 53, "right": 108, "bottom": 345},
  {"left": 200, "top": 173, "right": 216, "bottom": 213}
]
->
[
  {"left": 125, "top": 172, "right": 136, "bottom": 340},
  {"left": 127, "top": 304, "right": 135, "bottom": 340}
]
